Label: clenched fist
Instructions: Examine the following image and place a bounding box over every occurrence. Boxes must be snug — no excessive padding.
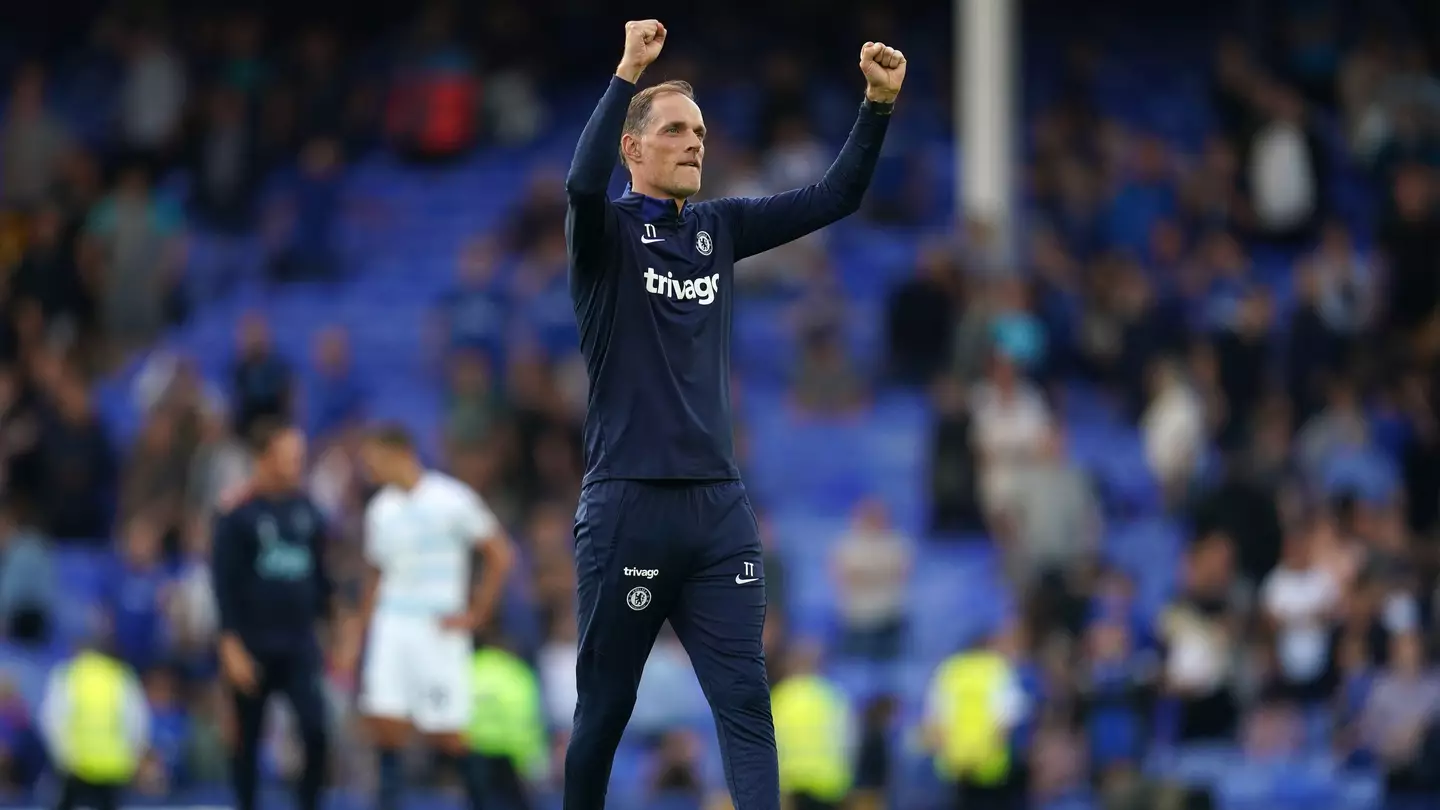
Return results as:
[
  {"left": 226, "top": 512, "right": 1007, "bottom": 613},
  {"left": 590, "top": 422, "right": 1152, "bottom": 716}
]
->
[
  {"left": 860, "top": 42, "right": 906, "bottom": 104},
  {"left": 617, "top": 20, "right": 667, "bottom": 84}
]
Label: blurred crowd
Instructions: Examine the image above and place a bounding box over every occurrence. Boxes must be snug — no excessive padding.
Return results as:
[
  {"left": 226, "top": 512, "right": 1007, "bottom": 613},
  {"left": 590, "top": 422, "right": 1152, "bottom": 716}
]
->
[
  {"left": 3, "top": 0, "right": 1440, "bottom": 808},
  {"left": 878, "top": 5, "right": 1440, "bottom": 805}
]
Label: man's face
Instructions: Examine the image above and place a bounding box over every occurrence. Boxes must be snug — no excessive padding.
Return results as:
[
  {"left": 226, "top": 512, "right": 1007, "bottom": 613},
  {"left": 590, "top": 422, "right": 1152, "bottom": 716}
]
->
[
  {"left": 631, "top": 92, "right": 706, "bottom": 199},
  {"left": 267, "top": 429, "right": 308, "bottom": 487},
  {"left": 359, "top": 441, "right": 396, "bottom": 485}
]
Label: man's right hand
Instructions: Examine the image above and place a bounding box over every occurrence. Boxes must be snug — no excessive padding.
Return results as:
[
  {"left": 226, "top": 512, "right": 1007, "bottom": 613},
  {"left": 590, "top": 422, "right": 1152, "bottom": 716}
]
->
[
  {"left": 219, "top": 634, "right": 259, "bottom": 695},
  {"left": 617, "top": 20, "right": 666, "bottom": 84}
]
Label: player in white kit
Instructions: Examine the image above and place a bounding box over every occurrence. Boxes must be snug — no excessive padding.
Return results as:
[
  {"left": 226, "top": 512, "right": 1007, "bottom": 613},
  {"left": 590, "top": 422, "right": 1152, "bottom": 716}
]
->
[{"left": 337, "top": 423, "right": 516, "bottom": 810}]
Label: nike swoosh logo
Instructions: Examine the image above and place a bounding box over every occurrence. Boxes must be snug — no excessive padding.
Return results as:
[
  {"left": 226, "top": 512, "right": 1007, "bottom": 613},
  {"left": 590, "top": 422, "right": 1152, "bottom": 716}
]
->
[
  {"left": 735, "top": 576, "right": 759, "bottom": 584},
  {"left": 640, "top": 237, "right": 665, "bottom": 244}
]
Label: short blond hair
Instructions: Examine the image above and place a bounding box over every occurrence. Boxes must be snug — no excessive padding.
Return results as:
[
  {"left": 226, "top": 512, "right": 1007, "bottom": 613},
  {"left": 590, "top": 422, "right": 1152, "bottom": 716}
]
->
[{"left": 620, "top": 80, "right": 695, "bottom": 166}]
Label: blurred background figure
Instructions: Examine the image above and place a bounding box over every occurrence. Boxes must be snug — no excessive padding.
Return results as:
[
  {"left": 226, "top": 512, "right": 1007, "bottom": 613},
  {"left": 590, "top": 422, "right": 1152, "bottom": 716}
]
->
[
  {"left": 0, "top": 0, "right": 1439, "bottom": 808},
  {"left": 37, "top": 630, "right": 151, "bottom": 810},
  {"left": 770, "top": 642, "right": 855, "bottom": 810}
]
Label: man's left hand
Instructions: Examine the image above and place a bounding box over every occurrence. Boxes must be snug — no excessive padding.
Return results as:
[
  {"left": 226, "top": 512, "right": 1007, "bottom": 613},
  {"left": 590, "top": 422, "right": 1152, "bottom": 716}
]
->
[{"left": 860, "top": 42, "right": 906, "bottom": 103}]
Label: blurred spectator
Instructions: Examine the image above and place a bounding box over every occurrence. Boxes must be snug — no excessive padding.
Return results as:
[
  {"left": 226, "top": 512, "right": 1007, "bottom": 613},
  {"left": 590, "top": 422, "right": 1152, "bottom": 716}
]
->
[
  {"left": 12, "top": 204, "right": 89, "bottom": 343},
  {"left": 537, "top": 613, "right": 578, "bottom": 746},
  {"left": 307, "top": 327, "right": 365, "bottom": 439},
  {"left": 1106, "top": 134, "right": 1176, "bottom": 256},
  {"left": 1241, "top": 700, "right": 1302, "bottom": 761},
  {"left": 1296, "top": 375, "right": 1370, "bottom": 484},
  {"left": 791, "top": 328, "right": 867, "bottom": 419},
  {"left": 107, "top": 515, "right": 170, "bottom": 672},
  {"left": 1378, "top": 165, "right": 1440, "bottom": 335},
  {"left": 504, "top": 352, "right": 582, "bottom": 516},
  {"left": 268, "top": 135, "right": 346, "bottom": 283},
  {"left": 928, "top": 376, "right": 983, "bottom": 535},
  {"left": 1178, "top": 138, "right": 1242, "bottom": 233},
  {"left": 444, "top": 350, "right": 505, "bottom": 479},
  {"left": 971, "top": 352, "right": 1051, "bottom": 522},
  {"left": 119, "top": 409, "right": 189, "bottom": 536},
  {"left": 483, "top": 66, "right": 546, "bottom": 147},
  {"left": 1344, "top": 39, "right": 1440, "bottom": 167},
  {"left": 1211, "top": 289, "right": 1274, "bottom": 449},
  {"left": 631, "top": 630, "right": 707, "bottom": 739},
  {"left": 1005, "top": 429, "right": 1101, "bottom": 592},
  {"left": 1358, "top": 633, "right": 1440, "bottom": 794},
  {"left": 184, "top": 85, "right": 267, "bottom": 288},
  {"left": 117, "top": 25, "right": 188, "bottom": 169},
  {"left": 143, "top": 668, "right": 189, "bottom": 789},
  {"left": 34, "top": 367, "right": 115, "bottom": 540},
  {"left": 286, "top": 27, "right": 349, "bottom": 143},
  {"left": 1, "top": 64, "right": 73, "bottom": 208},
  {"left": 1304, "top": 221, "right": 1376, "bottom": 341},
  {"left": 831, "top": 499, "right": 911, "bottom": 662},
  {"left": 437, "top": 238, "right": 508, "bottom": 363},
  {"left": 852, "top": 695, "right": 896, "bottom": 808},
  {"left": 307, "top": 434, "right": 361, "bottom": 530},
  {"left": 757, "top": 55, "right": 809, "bottom": 151},
  {"left": 504, "top": 170, "right": 566, "bottom": 257},
  {"left": 81, "top": 164, "right": 186, "bottom": 356},
  {"left": 1400, "top": 372, "right": 1440, "bottom": 536},
  {"left": 214, "top": 12, "right": 270, "bottom": 96},
  {"left": 0, "top": 501, "right": 53, "bottom": 644},
  {"left": 1260, "top": 523, "right": 1341, "bottom": 705},
  {"left": 230, "top": 313, "right": 293, "bottom": 439},
  {"left": 181, "top": 684, "right": 230, "bottom": 786},
  {"left": 510, "top": 231, "right": 574, "bottom": 355},
  {"left": 385, "top": 3, "right": 481, "bottom": 163},
  {"left": 165, "top": 528, "right": 217, "bottom": 672},
  {"left": 988, "top": 280, "right": 1046, "bottom": 375},
  {"left": 1141, "top": 358, "right": 1206, "bottom": 504},
  {"left": 1076, "top": 610, "right": 1157, "bottom": 788},
  {"left": 648, "top": 729, "right": 704, "bottom": 802},
  {"left": 1245, "top": 84, "right": 1326, "bottom": 244},
  {"left": 186, "top": 408, "right": 250, "bottom": 518},
  {"left": 1160, "top": 532, "right": 1241, "bottom": 743},
  {"left": 524, "top": 502, "right": 576, "bottom": 629},
  {"left": 762, "top": 116, "right": 828, "bottom": 193},
  {"left": 886, "top": 245, "right": 958, "bottom": 385}
]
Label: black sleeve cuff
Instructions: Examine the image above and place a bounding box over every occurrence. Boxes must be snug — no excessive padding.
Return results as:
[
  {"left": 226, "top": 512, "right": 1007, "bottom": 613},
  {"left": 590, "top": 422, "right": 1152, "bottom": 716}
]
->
[{"left": 862, "top": 98, "right": 896, "bottom": 116}]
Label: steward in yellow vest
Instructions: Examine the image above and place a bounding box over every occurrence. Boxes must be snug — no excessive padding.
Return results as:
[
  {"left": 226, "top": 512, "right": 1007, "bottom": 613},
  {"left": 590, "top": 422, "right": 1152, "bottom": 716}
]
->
[
  {"left": 38, "top": 648, "right": 151, "bottom": 810},
  {"left": 772, "top": 645, "right": 854, "bottom": 810},
  {"left": 466, "top": 641, "right": 548, "bottom": 810},
  {"left": 923, "top": 634, "right": 1029, "bottom": 810}
]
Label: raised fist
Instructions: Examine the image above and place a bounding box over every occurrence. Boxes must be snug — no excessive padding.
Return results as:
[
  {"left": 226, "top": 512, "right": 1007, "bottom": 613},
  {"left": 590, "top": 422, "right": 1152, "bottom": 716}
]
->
[
  {"left": 618, "top": 20, "right": 667, "bottom": 84},
  {"left": 860, "top": 42, "right": 906, "bottom": 104}
]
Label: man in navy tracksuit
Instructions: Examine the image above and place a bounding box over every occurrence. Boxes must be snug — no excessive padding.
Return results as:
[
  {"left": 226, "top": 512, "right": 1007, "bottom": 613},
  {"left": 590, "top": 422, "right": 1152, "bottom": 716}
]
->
[
  {"left": 562, "top": 19, "right": 906, "bottom": 810},
  {"left": 212, "top": 419, "right": 334, "bottom": 810}
]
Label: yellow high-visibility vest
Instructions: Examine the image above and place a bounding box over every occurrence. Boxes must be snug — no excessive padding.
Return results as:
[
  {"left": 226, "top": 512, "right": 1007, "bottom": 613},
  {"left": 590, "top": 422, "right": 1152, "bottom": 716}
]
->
[
  {"left": 933, "top": 650, "right": 1011, "bottom": 785},
  {"left": 771, "top": 674, "right": 853, "bottom": 802},
  {"left": 63, "top": 652, "right": 138, "bottom": 784},
  {"left": 466, "top": 648, "right": 547, "bottom": 779}
]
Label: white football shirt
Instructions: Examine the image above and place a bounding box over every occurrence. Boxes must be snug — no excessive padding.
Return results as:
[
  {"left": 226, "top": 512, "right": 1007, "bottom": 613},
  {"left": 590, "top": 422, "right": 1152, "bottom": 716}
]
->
[{"left": 364, "top": 471, "right": 498, "bottom": 616}]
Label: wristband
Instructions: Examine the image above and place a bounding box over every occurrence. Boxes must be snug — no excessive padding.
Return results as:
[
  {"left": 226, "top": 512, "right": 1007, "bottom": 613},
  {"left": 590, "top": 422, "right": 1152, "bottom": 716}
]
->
[{"left": 864, "top": 98, "right": 896, "bottom": 115}]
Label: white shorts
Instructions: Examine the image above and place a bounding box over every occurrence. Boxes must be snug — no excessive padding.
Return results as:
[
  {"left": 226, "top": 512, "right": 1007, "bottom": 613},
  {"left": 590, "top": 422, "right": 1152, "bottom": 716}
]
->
[{"left": 359, "top": 612, "right": 472, "bottom": 733}]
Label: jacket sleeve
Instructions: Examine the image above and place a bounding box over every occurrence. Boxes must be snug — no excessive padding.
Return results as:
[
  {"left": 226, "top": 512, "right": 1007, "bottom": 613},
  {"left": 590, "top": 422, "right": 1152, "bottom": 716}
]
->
[{"left": 565, "top": 76, "right": 637, "bottom": 272}]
